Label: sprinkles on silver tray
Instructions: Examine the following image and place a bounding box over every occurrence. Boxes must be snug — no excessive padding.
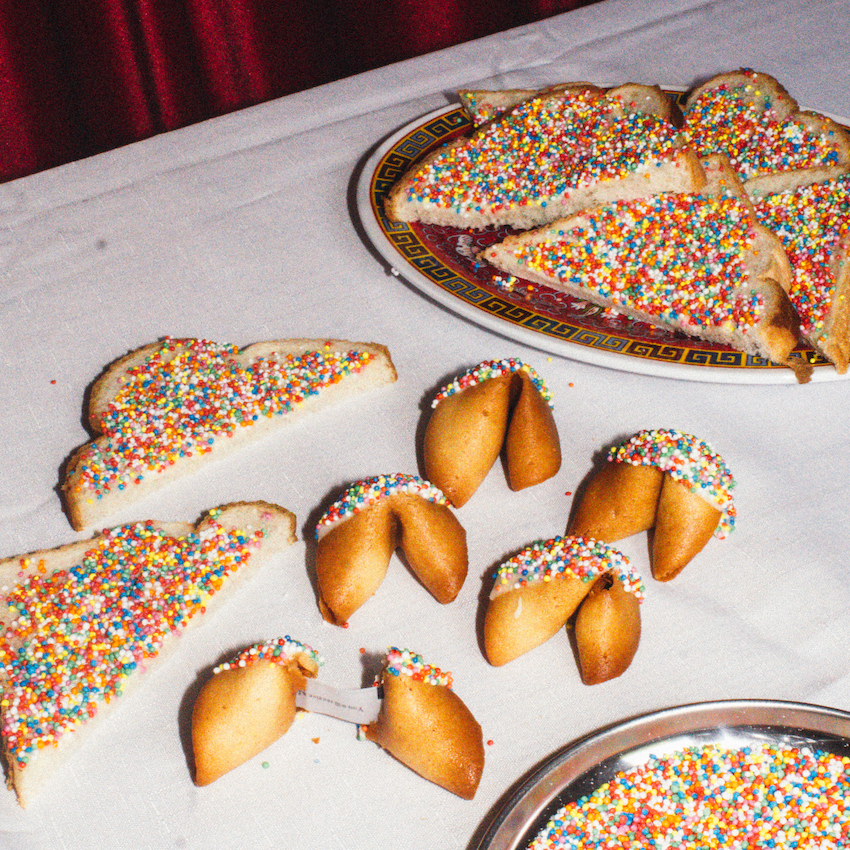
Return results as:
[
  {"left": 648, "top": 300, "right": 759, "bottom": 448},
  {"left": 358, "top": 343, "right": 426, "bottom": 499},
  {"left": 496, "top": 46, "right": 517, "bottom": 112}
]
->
[{"left": 528, "top": 742, "right": 850, "bottom": 849}]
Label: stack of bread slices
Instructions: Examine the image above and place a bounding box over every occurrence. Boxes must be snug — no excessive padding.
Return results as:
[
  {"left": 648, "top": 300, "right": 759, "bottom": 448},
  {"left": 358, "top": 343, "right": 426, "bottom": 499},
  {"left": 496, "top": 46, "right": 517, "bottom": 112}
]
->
[{"left": 387, "top": 70, "right": 850, "bottom": 380}]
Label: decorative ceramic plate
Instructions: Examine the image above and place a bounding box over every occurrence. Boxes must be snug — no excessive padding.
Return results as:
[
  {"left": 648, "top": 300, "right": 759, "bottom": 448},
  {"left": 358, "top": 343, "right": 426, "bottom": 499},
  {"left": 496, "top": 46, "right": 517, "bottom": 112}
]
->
[
  {"left": 475, "top": 699, "right": 850, "bottom": 850},
  {"left": 357, "top": 95, "right": 850, "bottom": 384}
]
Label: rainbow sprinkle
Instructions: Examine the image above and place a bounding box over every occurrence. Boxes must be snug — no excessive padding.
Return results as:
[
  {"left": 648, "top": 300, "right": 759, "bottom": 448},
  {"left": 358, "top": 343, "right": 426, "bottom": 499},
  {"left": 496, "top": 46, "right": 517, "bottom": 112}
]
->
[
  {"left": 679, "top": 69, "right": 842, "bottom": 181},
  {"left": 502, "top": 193, "right": 766, "bottom": 335},
  {"left": 384, "top": 648, "right": 453, "bottom": 689},
  {"left": 609, "top": 429, "right": 736, "bottom": 537},
  {"left": 404, "top": 91, "right": 680, "bottom": 223},
  {"left": 754, "top": 174, "right": 850, "bottom": 348},
  {"left": 490, "top": 536, "right": 644, "bottom": 602},
  {"left": 213, "top": 637, "right": 322, "bottom": 674},
  {"left": 528, "top": 742, "right": 850, "bottom": 848},
  {"left": 433, "top": 358, "right": 554, "bottom": 408},
  {"left": 73, "top": 338, "right": 375, "bottom": 499},
  {"left": 315, "top": 474, "right": 449, "bottom": 539},
  {"left": 0, "top": 516, "right": 264, "bottom": 769}
]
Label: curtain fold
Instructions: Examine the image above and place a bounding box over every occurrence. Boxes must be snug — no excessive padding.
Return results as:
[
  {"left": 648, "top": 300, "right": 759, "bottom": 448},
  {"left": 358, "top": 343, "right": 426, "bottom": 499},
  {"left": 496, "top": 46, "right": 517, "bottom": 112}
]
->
[{"left": 0, "top": 0, "right": 593, "bottom": 181}]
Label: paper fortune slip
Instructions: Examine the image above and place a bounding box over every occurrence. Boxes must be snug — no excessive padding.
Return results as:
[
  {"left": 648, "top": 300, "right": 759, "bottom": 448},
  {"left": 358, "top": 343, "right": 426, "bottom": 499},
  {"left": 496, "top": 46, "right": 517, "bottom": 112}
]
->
[{"left": 295, "top": 679, "right": 383, "bottom": 724}]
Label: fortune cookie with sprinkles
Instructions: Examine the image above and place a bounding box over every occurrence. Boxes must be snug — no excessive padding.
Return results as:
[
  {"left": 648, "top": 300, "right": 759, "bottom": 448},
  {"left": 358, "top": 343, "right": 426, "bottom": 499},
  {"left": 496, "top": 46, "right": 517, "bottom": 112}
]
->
[
  {"left": 483, "top": 536, "right": 644, "bottom": 672},
  {"left": 361, "top": 648, "right": 484, "bottom": 799},
  {"left": 424, "top": 359, "right": 561, "bottom": 507},
  {"left": 191, "top": 637, "right": 322, "bottom": 786},
  {"left": 569, "top": 429, "right": 737, "bottom": 581},
  {"left": 62, "top": 337, "right": 397, "bottom": 531},
  {"left": 0, "top": 501, "right": 296, "bottom": 807},
  {"left": 314, "top": 474, "right": 468, "bottom": 625}
]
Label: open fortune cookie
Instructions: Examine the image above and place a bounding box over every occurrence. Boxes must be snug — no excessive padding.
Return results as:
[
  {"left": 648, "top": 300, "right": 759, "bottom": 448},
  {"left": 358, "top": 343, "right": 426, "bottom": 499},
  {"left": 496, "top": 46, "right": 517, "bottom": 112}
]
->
[{"left": 362, "top": 648, "right": 484, "bottom": 799}]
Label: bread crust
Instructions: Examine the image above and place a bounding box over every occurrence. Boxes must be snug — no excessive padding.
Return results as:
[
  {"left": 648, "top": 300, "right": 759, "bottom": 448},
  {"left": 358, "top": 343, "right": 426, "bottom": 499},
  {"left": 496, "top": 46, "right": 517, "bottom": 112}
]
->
[
  {"left": 823, "top": 259, "right": 850, "bottom": 372},
  {"left": 63, "top": 338, "right": 397, "bottom": 531},
  {"left": 683, "top": 69, "right": 850, "bottom": 191},
  {"left": 754, "top": 175, "right": 850, "bottom": 373},
  {"left": 685, "top": 69, "right": 799, "bottom": 119},
  {"left": 458, "top": 82, "right": 604, "bottom": 127},
  {"left": 0, "top": 501, "right": 296, "bottom": 807},
  {"left": 457, "top": 81, "right": 677, "bottom": 129}
]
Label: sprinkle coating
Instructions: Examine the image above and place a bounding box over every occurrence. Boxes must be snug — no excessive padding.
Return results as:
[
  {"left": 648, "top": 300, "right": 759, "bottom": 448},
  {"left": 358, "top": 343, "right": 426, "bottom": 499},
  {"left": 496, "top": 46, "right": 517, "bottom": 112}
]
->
[
  {"left": 609, "top": 429, "right": 736, "bottom": 537},
  {"left": 528, "top": 742, "right": 850, "bottom": 849},
  {"left": 503, "top": 193, "right": 766, "bottom": 335},
  {"left": 433, "top": 358, "right": 554, "bottom": 408},
  {"left": 490, "top": 536, "right": 644, "bottom": 601},
  {"left": 315, "top": 474, "right": 449, "bottom": 538},
  {"left": 213, "top": 637, "right": 322, "bottom": 674},
  {"left": 74, "top": 338, "right": 375, "bottom": 499},
  {"left": 0, "top": 516, "right": 264, "bottom": 769},
  {"left": 384, "top": 647, "right": 453, "bottom": 689},
  {"left": 404, "top": 91, "right": 679, "bottom": 220},
  {"left": 680, "top": 70, "right": 842, "bottom": 181},
  {"left": 754, "top": 174, "right": 850, "bottom": 347}
]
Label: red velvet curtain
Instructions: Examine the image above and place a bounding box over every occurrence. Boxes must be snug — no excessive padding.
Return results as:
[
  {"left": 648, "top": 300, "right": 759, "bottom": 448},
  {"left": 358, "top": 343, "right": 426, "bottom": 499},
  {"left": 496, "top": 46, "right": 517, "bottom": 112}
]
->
[{"left": 0, "top": 0, "right": 594, "bottom": 181}]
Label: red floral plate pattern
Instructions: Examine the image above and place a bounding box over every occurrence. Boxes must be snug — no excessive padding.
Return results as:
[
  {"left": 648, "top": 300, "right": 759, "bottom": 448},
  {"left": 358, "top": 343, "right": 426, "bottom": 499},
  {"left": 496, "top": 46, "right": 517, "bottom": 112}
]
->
[{"left": 357, "top": 97, "right": 849, "bottom": 383}]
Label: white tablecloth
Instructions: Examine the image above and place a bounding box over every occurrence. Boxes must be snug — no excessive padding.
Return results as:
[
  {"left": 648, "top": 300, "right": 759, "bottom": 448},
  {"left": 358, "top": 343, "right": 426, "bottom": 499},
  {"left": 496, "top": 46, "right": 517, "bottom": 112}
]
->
[{"left": 2, "top": 1, "right": 849, "bottom": 846}]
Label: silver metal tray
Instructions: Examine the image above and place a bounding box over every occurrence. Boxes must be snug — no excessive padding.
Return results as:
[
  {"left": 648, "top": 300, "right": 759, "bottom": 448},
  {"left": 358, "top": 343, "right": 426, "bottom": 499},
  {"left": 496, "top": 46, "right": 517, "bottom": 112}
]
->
[{"left": 476, "top": 699, "right": 850, "bottom": 850}]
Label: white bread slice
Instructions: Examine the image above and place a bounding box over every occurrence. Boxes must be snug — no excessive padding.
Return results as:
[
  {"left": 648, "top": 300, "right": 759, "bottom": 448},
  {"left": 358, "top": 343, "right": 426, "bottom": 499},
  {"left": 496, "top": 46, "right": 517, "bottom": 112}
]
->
[
  {"left": 0, "top": 501, "right": 296, "bottom": 807},
  {"left": 480, "top": 156, "right": 811, "bottom": 381},
  {"left": 386, "top": 85, "right": 704, "bottom": 231},
  {"left": 680, "top": 69, "right": 850, "bottom": 196},
  {"left": 62, "top": 338, "right": 398, "bottom": 531},
  {"left": 754, "top": 173, "right": 850, "bottom": 372},
  {"left": 458, "top": 82, "right": 679, "bottom": 129}
]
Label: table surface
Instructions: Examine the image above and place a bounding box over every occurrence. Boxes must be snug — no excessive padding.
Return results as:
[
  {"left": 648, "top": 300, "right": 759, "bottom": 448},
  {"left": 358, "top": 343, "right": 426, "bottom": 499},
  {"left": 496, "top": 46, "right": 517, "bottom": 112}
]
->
[{"left": 2, "top": 0, "right": 849, "bottom": 846}]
